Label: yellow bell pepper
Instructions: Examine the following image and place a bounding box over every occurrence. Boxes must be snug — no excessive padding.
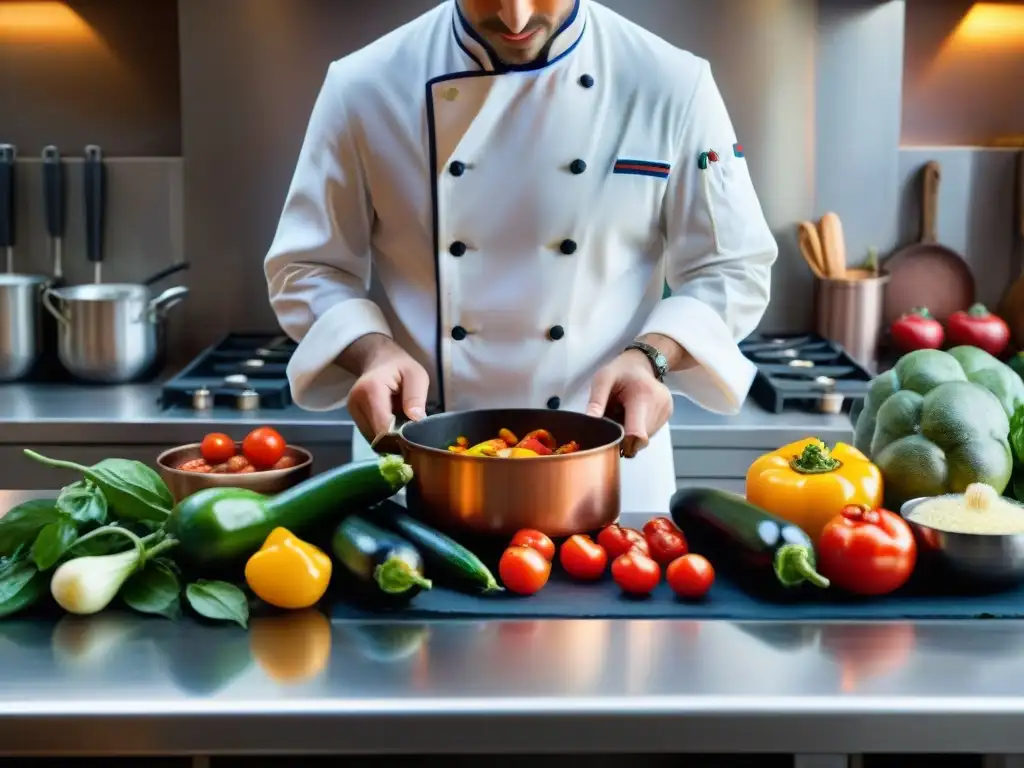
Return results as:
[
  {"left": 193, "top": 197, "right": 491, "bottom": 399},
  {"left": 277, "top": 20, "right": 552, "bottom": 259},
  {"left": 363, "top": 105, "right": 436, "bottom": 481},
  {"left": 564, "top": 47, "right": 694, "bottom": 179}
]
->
[
  {"left": 244, "top": 527, "right": 333, "bottom": 610},
  {"left": 745, "top": 437, "right": 884, "bottom": 542}
]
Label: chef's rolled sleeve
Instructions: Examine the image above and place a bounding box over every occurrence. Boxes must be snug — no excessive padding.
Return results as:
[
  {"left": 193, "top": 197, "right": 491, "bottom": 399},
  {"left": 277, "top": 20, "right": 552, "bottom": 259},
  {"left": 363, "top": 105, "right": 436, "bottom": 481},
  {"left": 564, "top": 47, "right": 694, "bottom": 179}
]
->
[
  {"left": 641, "top": 61, "right": 777, "bottom": 415},
  {"left": 265, "top": 63, "right": 389, "bottom": 411}
]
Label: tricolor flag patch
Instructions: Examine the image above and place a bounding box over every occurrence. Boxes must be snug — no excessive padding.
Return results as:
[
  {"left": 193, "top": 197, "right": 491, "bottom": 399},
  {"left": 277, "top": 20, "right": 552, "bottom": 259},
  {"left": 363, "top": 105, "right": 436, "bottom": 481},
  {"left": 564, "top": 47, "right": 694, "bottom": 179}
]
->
[
  {"left": 613, "top": 158, "right": 671, "bottom": 179},
  {"left": 733, "top": 143, "right": 745, "bottom": 158}
]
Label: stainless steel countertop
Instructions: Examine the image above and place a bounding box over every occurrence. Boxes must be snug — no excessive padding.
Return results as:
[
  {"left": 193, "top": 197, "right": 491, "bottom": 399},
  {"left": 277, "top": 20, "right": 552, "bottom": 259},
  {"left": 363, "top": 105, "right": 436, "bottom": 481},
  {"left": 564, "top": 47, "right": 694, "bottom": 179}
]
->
[
  {"left": 0, "top": 491, "right": 1019, "bottom": 756},
  {"left": 0, "top": 382, "right": 853, "bottom": 446}
]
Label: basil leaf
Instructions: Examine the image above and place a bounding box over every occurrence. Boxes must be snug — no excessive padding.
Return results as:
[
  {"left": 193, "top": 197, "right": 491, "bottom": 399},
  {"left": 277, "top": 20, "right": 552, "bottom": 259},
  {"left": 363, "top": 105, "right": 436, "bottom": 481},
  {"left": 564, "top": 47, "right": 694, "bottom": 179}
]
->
[
  {"left": 88, "top": 459, "right": 174, "bottom": 522},
  {"left": 0, "top": 552, "right": 49, "bottom": 618},
  {"left": 185, "top": 580, "right": 249, "bottom": 629},
  {"left": 57, "top": 481, "right": 108, "bottom": 526},
  {"left": 30, "top": 519, "right": 79, "bottom": 571},
  {"left": 0, "top": 499, "right": 62, "bottom": 557},
  {"left": 22, "top": 451, "right": 174, "bottom": 524},
  {"left": 122, "top": 560, "right": 182, "bottom": 620}
]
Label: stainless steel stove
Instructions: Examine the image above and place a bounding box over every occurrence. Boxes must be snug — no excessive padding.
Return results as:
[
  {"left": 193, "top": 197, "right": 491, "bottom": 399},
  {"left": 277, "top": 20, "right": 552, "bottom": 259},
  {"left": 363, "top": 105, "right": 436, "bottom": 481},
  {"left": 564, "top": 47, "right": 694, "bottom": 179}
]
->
[{"left": 161, "top": 333, "right": 296, "bottom": 411}]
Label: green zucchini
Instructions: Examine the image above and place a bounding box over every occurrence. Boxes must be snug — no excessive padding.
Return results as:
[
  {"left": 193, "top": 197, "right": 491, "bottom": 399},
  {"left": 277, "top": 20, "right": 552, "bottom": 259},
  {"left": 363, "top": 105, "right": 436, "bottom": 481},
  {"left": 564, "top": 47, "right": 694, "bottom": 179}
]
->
[
  {"left": 332, "top": 515, "right": 432, "bottom": 603},
  {"left": 374, "top": 500, "right": 501, "bottom": 593},
  {"left": 167, "top": 455, "right": 414, "bottom": 565},
  {"left": 669, "top": 487, "right": 829, "bottom": 590}
]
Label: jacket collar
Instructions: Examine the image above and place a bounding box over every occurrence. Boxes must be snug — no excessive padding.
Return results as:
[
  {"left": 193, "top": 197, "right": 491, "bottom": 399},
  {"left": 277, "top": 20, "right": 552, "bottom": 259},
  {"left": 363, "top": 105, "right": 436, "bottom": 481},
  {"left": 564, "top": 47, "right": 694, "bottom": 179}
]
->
[{"left": 452, "top": 0, "right": 587, "bottom": 73}]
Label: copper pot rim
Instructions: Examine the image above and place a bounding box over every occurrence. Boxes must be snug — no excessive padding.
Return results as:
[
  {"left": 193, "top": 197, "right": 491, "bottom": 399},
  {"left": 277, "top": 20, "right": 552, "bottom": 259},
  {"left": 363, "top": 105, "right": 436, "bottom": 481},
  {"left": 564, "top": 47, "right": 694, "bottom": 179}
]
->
[
  {"left": 156, "top": 441, "right": 313, "bottom": 477},
  {"left": 395, "top": 413, "right": 625, "bottom": 463}
]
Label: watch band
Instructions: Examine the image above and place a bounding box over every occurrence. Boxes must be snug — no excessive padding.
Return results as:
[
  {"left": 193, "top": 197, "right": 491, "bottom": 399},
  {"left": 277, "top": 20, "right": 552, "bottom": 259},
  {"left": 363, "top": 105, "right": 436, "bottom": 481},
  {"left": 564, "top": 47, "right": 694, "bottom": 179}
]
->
[{"left": 624, "top": 341, "right": 668, "bottom": 382}]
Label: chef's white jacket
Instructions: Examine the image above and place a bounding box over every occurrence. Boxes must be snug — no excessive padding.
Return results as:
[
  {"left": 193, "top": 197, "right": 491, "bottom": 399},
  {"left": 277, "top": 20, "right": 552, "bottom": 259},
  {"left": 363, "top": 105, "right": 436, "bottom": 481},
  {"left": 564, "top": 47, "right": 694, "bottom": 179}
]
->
[{"left": 265, "top": 0, "right": 778, "bottom": 512}]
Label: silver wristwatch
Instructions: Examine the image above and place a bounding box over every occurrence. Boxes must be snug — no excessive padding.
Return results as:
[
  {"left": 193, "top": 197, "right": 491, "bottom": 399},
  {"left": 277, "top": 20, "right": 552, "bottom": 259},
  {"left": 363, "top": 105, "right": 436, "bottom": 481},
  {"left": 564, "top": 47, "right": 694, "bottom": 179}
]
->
[{"left": 624, "top": 341, "right": 668, "bottom": 382}]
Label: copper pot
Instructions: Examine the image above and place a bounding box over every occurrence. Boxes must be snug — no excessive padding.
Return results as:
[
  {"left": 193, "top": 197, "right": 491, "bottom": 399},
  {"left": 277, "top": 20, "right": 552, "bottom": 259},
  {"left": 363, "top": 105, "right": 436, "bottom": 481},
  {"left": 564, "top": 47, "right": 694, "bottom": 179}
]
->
[{"left": 373, "top": 409, "right": 623, "bottom": 538}]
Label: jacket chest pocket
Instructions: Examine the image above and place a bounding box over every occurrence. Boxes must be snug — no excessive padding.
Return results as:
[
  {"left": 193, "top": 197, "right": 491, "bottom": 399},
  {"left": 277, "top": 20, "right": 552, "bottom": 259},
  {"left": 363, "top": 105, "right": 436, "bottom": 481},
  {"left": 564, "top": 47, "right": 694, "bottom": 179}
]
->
[
  {"left": 595, "top": 158, "right": 670, "bottom": 246},
  {"left": 700, "top": 154, "right": 763, "bottom": 254}
]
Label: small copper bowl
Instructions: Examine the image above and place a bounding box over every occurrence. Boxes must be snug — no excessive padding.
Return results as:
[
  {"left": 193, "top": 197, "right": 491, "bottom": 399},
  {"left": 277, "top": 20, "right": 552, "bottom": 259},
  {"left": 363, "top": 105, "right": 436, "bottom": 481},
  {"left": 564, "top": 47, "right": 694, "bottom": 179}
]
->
[{"left": 156, "top": 442, "right": 313, "bottom": 502}]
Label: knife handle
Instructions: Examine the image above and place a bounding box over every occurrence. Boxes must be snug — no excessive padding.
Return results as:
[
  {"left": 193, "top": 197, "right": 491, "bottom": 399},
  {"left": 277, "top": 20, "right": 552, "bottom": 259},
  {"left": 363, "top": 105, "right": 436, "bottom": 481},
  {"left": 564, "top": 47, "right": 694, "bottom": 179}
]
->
[
  {"left": 0, "top": 144, "right": 15, "bottom": 249},
  {"left": 42, "top": 145, "right": 64, "bottom": 239},
  {"left": 83, "top": 145, "right": 105, "bottom": 266}
]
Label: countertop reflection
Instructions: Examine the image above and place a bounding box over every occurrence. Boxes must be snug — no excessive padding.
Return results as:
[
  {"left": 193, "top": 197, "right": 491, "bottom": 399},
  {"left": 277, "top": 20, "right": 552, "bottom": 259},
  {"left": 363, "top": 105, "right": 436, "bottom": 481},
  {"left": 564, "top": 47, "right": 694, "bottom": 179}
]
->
[{"left": 5, "top": 610, "right": 1024, "bottom": 754}]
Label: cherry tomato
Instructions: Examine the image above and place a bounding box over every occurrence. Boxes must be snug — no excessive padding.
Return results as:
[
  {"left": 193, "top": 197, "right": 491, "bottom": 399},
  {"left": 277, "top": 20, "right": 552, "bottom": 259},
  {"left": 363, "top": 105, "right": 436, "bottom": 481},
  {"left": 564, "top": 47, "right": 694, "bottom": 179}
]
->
[
  {"left": 817, "top": 504, "right": 916, "bottom": 596},
  {"left": 499, "top": 546, "right": 551, "bottom": 595},
  {"left": 510, "top": 529, "right": 556, "bottom": 561},
  {"left": 667, "top": 554, "right": 715, "bottom": 600},
  {"left": 642, "top": 517, "right": 678, "bottom": 539},
  {"left": 200, "top": 432, "right": 236, "bottom": 464},
  {"left": 242, "top": 426, "right": 286, "bottom": 470},
  {"left": 596, "top": 524, "right": 649, "bottom": 559},
  {"left": 646, "top": 528, "right": 688, "bottom": 566},
  {"left": 611, "top": 551, "right": 661, "bottom": 596},
  {"left": 559, "top": 534, "right": 608, "bottom": 581}
]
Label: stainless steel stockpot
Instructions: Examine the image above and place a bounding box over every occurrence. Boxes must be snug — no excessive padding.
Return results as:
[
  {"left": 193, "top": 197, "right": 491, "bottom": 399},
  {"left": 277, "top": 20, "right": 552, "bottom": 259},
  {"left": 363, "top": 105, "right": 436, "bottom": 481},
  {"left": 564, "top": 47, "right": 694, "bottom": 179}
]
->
[
  {"left": 43, "top": 282, "right": 188, "bottom": 383},
  {"left": 0, "top": 274, "right": 49, "bottom": 382}
]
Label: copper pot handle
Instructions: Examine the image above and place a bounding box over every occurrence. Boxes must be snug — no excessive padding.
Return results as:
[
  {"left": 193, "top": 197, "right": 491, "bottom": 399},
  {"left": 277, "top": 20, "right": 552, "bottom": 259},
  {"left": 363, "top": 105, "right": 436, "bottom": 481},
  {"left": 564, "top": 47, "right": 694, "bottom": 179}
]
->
[{"left": 369, "top": 414, "right": 407, "bottom": 456}]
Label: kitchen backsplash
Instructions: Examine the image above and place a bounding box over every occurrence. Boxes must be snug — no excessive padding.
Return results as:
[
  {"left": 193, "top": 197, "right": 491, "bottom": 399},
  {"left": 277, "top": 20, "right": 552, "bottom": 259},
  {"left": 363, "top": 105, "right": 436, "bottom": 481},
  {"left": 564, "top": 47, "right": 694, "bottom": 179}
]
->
[{"left": 1, "top": 0, "right": 1022, "bottom": 362}]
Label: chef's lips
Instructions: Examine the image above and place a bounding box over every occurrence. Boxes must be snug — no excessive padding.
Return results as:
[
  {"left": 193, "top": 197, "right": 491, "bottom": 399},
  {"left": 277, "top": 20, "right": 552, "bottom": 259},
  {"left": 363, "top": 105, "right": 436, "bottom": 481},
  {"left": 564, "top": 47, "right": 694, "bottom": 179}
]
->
[{"left": 462, "top": 0, "right": 568, "bottom": 63}]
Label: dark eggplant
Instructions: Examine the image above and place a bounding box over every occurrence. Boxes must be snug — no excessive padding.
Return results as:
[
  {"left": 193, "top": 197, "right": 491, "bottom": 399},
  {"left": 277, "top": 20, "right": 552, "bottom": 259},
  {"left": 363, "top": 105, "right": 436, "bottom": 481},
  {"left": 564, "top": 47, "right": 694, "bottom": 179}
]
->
[
  {"left": 670, "top": 487, "right": 829, "bottom": 592},
  {"left": 332, "top": 515, "right": 431, "bottom": 602}
]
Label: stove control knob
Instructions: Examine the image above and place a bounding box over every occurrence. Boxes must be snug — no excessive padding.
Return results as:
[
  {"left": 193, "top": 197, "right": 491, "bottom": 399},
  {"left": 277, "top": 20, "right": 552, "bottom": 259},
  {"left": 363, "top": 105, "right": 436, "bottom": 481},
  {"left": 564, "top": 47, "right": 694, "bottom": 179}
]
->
[
  {"left": 191, "top": 387, "right": 212, "bottom": 411},
  {"left": 237, "top": 388, "right": 260, "bottom": 411}
]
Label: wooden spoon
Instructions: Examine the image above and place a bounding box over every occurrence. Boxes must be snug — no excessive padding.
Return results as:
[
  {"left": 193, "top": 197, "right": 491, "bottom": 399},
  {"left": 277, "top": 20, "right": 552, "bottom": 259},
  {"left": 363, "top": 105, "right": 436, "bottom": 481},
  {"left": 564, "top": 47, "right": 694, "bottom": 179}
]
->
[
  {"left": 797, "top": 221, "right": 826, "bottom": 279},
  {"left": 818, "top": 212, "right": 847, "bottom": 279}
]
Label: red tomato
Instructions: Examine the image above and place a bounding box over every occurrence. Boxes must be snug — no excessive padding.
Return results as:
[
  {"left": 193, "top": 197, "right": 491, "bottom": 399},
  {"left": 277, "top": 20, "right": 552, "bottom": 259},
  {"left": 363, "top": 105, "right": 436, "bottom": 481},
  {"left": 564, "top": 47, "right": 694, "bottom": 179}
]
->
[
  {"left": 817, "top": 504, "right": 916, "bottom": 596},
  {"left": 242, "top": 426, "right": 286, "bottom": 469},
  {"left": 642, "top": 517, "right": 678, "bottom": 539},
  {"left": 667, "top": 554, "right": 715, "bottom": 599},
  {"left": 646, "top": 528, "right": 688, "bottom": 566},
  {"left": 945, "top": 303, "right": 1011, "bottom": 357},
  {"left": 596, "top": 524, "right": 649, "bottom": 559},
  {"left": 559, "top": 534, "right": 608, "bottom": 581},
  {"left": 499, "top": 546, "right": 551, "bottom": 595},
  {"left": 200, "top": 433, "right": 236, "bottom": 464},
  {"left": 889, "top": 307, "right": 944, "bottom": 353},
  {"left": 611, "top": 551, "right": 661, "bottom": 596},
  {"left": 510, "top": 529, "right": 556, "bottom": 561}
]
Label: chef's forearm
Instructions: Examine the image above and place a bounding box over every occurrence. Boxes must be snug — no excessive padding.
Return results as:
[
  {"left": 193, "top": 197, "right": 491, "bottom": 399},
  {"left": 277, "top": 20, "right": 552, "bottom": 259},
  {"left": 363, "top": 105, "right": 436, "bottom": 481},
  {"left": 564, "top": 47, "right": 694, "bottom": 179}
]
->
[{"left": 335, "top": 332, "right": 403, "bottom": 376}]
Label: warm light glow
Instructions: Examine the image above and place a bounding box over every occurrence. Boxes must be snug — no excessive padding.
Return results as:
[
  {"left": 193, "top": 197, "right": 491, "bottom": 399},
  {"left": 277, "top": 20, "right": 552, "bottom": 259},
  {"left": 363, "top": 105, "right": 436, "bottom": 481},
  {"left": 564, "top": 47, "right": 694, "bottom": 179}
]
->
[
  {"left": 0, "top": 1, "right": 95, "bottom": 43},
  {"left": 949, "top": 2, "right": 1024, "bottom": 48}
]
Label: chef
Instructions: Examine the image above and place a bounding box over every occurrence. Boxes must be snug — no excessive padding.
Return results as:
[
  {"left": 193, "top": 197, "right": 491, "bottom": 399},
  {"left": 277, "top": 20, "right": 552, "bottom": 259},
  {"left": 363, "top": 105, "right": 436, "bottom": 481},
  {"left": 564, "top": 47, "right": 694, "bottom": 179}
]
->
[{"left": 265, "top": 0, "right": 777, "bottom": 511}]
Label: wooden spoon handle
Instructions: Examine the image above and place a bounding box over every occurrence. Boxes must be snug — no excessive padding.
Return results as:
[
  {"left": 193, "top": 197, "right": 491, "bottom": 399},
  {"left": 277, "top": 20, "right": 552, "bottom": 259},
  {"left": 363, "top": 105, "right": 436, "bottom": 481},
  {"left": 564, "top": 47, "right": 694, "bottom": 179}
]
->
[
  {"left": 921, "top": 160, "right": 941, "bottom": 244},
  {"left": 797, "top": 221, "right": 826, "bottom": 278}
]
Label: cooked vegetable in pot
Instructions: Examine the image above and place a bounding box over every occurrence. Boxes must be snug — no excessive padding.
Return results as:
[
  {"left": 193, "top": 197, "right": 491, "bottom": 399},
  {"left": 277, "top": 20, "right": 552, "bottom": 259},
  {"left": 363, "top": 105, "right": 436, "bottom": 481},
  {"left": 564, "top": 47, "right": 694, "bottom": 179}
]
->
[{"left": 448, "top": 428, "right": 580, "bottom": 457}]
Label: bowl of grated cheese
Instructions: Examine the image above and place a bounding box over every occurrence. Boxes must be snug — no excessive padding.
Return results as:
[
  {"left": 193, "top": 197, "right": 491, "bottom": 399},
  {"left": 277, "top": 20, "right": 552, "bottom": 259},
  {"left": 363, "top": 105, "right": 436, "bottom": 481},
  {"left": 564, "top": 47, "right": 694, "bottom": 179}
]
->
[{"left": 900, "top": 484, "right": 1024, "bottom": 587}]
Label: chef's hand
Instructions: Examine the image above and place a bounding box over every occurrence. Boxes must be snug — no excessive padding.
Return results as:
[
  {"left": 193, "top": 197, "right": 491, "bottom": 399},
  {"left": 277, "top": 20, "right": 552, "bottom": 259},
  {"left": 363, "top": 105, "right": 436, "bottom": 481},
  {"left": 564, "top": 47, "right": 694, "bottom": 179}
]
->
[
  {"left": 343, "top": 335, "right": 430, "bottom": 444},
  {"left": 586, "top": 350, "right": 674, "bottom": 458}
]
